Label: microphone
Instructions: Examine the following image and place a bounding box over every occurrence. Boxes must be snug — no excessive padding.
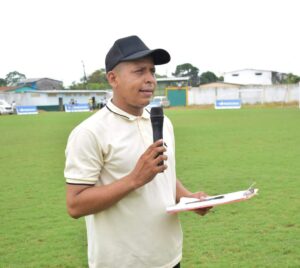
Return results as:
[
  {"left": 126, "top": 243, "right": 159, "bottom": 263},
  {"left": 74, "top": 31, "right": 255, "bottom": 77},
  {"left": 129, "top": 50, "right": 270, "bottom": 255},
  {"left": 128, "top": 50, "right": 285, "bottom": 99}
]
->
[{"left": 150, "top": 107, "right": 164, "bottom": 166}]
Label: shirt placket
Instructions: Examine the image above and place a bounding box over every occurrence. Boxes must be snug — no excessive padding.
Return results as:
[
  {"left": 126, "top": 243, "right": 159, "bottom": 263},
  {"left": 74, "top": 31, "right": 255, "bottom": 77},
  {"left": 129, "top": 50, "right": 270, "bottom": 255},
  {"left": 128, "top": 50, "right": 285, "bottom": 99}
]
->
[{"left": 136, "top": 117, "right": 152, "bottom": 149}]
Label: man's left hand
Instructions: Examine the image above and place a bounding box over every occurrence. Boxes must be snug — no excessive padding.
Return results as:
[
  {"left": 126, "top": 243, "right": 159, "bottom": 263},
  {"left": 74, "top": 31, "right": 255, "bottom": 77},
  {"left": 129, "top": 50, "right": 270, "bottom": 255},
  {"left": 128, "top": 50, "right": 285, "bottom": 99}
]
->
[{"left": 188, "top": 192, "right": 213, "bottom": 216}]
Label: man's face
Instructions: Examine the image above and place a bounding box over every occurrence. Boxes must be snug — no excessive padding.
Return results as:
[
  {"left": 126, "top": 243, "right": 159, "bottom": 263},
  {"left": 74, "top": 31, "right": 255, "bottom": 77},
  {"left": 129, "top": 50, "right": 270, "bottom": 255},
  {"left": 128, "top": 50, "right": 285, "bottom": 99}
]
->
[{"left": 108, "top": 57, "right": 157, "bottom": 115}]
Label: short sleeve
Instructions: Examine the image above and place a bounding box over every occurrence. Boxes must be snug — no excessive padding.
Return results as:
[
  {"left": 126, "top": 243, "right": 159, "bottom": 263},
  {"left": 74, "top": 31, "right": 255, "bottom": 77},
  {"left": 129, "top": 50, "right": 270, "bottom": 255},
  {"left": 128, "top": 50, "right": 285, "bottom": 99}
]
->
[{"left": 64, "top": 127, "right": 103, "bottom": 185}]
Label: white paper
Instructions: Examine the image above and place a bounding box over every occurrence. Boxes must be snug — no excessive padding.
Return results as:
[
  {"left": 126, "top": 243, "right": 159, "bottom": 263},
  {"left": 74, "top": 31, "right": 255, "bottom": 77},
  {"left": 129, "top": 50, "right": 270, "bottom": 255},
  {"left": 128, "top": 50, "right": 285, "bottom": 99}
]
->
[{"left": 166, "top": 188, "right": 258, "bottom": 214}]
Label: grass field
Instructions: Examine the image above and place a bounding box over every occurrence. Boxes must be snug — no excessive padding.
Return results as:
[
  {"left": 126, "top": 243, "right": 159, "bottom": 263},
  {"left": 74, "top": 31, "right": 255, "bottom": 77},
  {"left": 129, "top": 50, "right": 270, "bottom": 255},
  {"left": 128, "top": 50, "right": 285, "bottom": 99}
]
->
[{"left": 0, "top": 107, "right": 299, "bottom": 267}]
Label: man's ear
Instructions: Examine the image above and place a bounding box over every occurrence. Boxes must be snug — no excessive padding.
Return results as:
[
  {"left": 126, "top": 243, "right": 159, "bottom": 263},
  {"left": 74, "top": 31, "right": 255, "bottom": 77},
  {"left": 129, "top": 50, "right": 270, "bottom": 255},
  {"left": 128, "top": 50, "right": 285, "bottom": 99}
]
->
[{"left": 106, "top": 71, "right": 118, "bottom": 88}]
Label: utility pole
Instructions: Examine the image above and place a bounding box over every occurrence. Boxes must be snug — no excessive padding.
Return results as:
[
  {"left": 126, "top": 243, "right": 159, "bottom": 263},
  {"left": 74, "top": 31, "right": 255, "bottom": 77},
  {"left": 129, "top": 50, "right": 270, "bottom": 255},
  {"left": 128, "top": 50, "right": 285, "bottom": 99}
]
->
[{"left": 82, "top": 60, "right": 88, "bottom": 90}]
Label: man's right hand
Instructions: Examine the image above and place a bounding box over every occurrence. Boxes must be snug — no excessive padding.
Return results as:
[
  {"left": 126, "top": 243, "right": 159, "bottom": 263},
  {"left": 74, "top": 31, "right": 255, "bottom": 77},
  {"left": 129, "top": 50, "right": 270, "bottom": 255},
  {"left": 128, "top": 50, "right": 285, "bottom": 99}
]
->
[
  {"left": 66, "top": 139, "right": 168, "bottom": 218},
  {"left": 128, "top": 139, "right": 168, "bottom": 189}
]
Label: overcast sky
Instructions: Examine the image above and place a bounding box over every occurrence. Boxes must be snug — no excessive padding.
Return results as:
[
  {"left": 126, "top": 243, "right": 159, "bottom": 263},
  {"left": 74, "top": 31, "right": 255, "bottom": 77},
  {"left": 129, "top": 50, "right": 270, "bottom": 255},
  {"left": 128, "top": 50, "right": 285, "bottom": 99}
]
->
[{"left": 1, "top": 0, "right": 299, "bottom": 87}]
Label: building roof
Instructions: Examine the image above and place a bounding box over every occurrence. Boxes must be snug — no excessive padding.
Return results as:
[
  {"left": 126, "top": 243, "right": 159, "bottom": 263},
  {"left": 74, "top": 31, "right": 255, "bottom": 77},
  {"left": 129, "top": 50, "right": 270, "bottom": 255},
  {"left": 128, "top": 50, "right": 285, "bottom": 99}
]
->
[
  {"left": 22, "top": 89, "right": 111, "bottom": 94},
  {"left": 18, "top": 78, "right": 63, "bottom": 84},
  {"left": 0, "top": 86, "right": 19, "bottom": 92},
  {"left": 156, "top": 77, "right": 189, "bottom": 82},
  {"left": 224, "top": 68, "right": 283, "bottom": 75},
  {"left": 199, "top": 82, "right": 243, "bottom": 88}
]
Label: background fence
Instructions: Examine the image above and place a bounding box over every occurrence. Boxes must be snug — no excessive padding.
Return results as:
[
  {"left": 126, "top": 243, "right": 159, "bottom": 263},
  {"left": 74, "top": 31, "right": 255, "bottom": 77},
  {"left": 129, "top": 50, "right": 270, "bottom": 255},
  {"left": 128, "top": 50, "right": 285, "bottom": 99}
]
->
[{"left": 188, "top": 83, "right": 300, "bottom": 106}]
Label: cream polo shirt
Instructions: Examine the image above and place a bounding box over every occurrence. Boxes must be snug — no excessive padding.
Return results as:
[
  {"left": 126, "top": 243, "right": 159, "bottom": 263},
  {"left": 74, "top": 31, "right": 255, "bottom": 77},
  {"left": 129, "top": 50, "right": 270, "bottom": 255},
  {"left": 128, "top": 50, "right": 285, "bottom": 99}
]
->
[{"left": 64, "top": 100, "right": 182, "bottom": 268}]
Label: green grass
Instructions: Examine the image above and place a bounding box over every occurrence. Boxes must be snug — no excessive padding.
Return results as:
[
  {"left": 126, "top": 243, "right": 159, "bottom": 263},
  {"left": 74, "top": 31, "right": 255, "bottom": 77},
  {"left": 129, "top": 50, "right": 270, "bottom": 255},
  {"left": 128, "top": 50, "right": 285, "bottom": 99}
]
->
[{"left": 0, "top": 108, "right": 299, "bottom": 267}]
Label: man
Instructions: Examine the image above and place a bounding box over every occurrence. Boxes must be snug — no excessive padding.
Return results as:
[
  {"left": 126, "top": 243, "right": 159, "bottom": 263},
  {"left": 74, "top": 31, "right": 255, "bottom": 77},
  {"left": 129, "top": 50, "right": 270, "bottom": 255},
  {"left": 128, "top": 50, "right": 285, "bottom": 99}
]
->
[
  {"left": 88, "top": 97, "right": 93, "bottom": 111},
  {"left": 65, "top": 35, "right": 210, "bottom": 268}
]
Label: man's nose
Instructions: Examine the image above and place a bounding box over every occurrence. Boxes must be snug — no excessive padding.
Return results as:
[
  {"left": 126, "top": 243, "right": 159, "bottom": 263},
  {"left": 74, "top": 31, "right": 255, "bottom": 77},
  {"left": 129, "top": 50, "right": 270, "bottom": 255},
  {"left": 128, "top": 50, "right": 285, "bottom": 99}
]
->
[{"left": 145, "top": 71, "right": 156, "bottom": 84}]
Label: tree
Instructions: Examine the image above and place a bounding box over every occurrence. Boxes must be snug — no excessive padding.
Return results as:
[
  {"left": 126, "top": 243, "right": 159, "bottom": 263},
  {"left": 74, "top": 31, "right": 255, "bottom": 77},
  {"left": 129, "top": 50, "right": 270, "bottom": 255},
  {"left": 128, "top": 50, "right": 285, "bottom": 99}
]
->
[
  {"left": 70, "top": 68, "right": 110, "bottom": 90},
  {"left": 155, "top": 73, "right": 167, "bottom": 78},
  {"left": 0, "top": 78, "right": 7, "bottom": 86},
  {"left": 5, "top": 71, "right": 26, "bottom": 86},
  {"left": 199, "top": 71, "right": 223, "bottom": 84},
  {"left": 281, "top": 73, "right": 300, "bottom": 84},
  {"left": 172, "top": 63, "right": 200, "bottom": 86},
  {"left": 87, "top": 68, "right": 108, "bottom": 84}
]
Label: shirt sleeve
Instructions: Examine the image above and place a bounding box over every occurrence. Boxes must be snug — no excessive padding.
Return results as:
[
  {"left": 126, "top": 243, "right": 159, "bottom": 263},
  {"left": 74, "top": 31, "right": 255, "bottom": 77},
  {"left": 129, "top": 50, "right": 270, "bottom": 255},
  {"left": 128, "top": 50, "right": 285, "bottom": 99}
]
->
[{"left": 64, "top": 127, "right": 103, "bottom": 185}]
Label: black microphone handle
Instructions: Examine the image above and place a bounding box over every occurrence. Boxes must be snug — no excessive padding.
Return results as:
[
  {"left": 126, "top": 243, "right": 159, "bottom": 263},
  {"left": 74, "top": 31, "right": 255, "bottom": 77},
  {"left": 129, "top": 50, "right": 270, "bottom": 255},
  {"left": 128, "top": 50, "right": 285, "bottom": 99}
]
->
[
  {"left": 150, "top": 107, "right": 164, "bottom": 166},
  {"left": 151, "top": 120, "right": 164, "bottom": 166},
  {"left": 152, "top": 121, "right": 163, "bottom": 142}
]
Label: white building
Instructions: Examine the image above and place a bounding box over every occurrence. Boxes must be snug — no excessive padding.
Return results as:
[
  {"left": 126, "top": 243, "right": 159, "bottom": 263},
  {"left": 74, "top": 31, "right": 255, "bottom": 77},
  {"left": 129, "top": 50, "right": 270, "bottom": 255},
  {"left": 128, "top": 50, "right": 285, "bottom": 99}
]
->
[
  {"left": 224, "top": 69, "right": 286, "bottom": 85},
  {"left": 0, "top": 90, "right": 112, "bottom": 111}
]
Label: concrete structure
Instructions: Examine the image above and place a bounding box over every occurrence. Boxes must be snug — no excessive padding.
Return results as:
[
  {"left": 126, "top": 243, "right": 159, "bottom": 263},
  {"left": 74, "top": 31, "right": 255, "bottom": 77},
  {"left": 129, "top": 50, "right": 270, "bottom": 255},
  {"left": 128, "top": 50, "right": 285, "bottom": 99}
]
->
[
  {"left": 188, "top": 82, "right": 299, "bottom": 106},
  {"left": 0, "top": 77, "right": 112, "bottom": 111},
  {"left": 0, "top": 90, "right": 112, "bottom": 111},
  {"left": 224, "top": 69, "right": 287, "bottom": 85}
]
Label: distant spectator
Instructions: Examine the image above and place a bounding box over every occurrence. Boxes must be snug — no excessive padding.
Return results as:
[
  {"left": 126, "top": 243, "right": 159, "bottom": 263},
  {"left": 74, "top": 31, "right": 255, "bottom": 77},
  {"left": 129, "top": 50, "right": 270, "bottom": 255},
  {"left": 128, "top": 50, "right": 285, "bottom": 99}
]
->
[
  {"left": 88, "top": 98, "right": 93, "bottom": 111},
  {"left": 11, "top": 101, "right": 16, "bottom": 114}
]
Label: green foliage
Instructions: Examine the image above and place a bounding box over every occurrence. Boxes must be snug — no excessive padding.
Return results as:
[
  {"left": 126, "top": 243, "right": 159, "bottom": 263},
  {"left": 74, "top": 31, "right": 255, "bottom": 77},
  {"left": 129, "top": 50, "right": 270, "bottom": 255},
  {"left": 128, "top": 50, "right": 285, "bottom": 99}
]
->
[
  {"left": 1, "top": 108, "right": 300, "bottom": 267},
  {"left": 199, "top": 71, "right": 218, "bottom": 84},
  {"left": 199, "top": 71, "right": 224, "bottom": 84},
  {"left": 87, "top": 68, "right": 107, "bottom": 84},
  {"left": 173, "top": 63, "right": 200, "bottom": 86},
  {"left": 69, "top": 82, "right": 109, "bottom": 90},
  {"left": 172, "top": 64, "right": 223, "bottom": 86},
  {"left": 0, "top": 78, "right": 7, "bottom": 86},
  {"left": 87, "top": 82, "right": 110, "bottom": 90},
  {"left": 155, "top": 73, "right": 167, "bottom": 78},
  {"left": 70, "top": 68, "right": 110, "bottom": 89},
  {"left": 69, "top": 81, "right": 85, "bottom": 89},
  {"left": 5, "top": 71, "right": 26, "bottom": 86},
  {"left": 282, "top": 73, "right": 300, "bottom": 84}
]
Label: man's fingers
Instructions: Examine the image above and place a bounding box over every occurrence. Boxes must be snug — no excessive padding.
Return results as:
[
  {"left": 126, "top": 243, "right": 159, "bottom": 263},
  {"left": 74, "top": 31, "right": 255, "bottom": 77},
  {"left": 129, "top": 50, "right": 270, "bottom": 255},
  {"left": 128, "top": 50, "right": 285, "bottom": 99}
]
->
[
  {"left": 143, "top": 139, "right": 165, "bottom": 157},
  {"left": 147, "top": 141, "right": 167, "bottom": 160},
  {"left": 153, "top": 155, "right": 168, "bottom": 172},
  {"left": 153, "top": 139, "right": 164, "bottom": 147},
  {"left": 149, "top": 139, "right": 164, "bottom": 150},
  {"left": 194, "top": 206, "right": 213, "bottom": 216}
]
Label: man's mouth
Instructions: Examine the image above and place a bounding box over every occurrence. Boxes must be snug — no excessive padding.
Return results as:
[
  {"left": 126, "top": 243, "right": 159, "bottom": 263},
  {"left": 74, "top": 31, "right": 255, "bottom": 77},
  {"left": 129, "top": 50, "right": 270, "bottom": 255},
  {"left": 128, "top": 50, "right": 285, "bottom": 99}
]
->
[{"left": 139, "top": 89, "right": 153, "bottom": 96}]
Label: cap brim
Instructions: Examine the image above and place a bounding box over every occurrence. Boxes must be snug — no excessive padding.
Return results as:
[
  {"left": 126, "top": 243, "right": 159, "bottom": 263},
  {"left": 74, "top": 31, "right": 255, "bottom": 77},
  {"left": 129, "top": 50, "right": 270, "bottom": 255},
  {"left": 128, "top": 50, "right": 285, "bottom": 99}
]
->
[{"left": 121, "top": 49, "right": 170, "bottom": 65}]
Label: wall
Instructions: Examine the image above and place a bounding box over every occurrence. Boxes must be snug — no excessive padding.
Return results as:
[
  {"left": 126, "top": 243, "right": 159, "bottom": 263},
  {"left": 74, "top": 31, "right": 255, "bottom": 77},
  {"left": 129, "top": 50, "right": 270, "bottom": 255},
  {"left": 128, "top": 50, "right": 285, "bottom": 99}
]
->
[
  {"left": 224, "top": 70, "right": 273, "bottom": 85},
  {"left": 188, "top": 84, "right": 300, "bottom": 105},
  {"left": 0, "top": 91, "right": 111, "bottom": 111}
]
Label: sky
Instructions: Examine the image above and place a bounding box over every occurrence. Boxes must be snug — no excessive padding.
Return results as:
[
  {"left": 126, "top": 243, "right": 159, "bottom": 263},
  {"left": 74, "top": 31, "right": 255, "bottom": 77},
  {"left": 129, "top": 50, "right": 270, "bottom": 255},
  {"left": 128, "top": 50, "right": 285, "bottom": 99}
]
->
[{"left": 1, "top": 0, "right": 299, "bottom": 87}]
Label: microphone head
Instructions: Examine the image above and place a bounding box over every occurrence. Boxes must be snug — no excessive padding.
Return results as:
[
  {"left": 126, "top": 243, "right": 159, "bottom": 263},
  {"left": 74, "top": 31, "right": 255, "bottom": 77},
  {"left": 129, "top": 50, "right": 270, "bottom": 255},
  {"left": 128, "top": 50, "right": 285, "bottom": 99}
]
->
[{"left": 150, "top": 106, "right": 164, "bottom": 118}]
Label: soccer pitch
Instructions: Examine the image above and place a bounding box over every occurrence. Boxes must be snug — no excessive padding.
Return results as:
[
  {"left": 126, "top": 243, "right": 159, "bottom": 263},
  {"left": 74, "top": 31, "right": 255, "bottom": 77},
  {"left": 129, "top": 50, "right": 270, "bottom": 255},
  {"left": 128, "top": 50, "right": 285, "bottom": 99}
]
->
[{"left": 0, "top": 107, "right": 299, "bottom": 267}]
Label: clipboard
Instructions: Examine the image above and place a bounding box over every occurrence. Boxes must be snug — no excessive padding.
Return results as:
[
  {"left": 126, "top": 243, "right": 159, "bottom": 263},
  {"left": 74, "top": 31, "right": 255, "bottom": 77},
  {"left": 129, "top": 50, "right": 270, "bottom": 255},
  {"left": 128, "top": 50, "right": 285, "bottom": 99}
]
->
[{"left": 166, "top": 185, "right": 258, "bottom": 214}]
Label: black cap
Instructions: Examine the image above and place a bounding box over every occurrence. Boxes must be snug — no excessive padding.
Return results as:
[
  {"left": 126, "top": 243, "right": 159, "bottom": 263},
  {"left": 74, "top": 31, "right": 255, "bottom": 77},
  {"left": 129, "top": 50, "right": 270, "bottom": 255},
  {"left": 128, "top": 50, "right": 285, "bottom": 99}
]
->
[{"left": 105, "top": 35, "right": 171, "bottom": 72}]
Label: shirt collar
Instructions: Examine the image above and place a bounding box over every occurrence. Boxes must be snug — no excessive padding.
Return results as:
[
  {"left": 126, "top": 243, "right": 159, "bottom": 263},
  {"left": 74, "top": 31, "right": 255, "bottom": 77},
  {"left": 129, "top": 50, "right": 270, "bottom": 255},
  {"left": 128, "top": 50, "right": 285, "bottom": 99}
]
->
[{"left": 106, "top": 99, "right": 150, "bottom": 121}]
